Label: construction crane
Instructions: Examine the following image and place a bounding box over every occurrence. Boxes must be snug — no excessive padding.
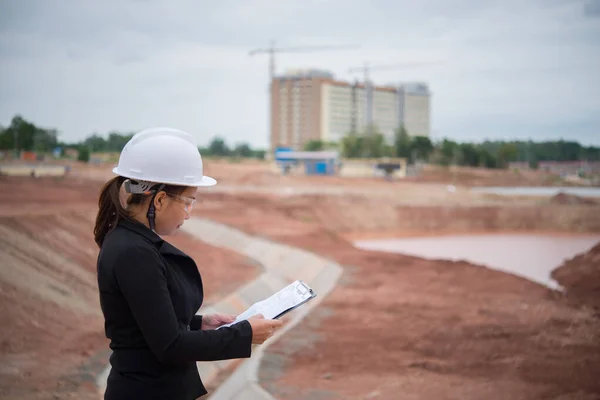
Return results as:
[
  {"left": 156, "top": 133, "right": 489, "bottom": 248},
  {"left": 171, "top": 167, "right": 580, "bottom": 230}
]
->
[
  {"left": 348, "top": 61, "right": 440, "bottom": 135},
  {"left": 249, "top": 40, "right": 360, "bottom": 83}
]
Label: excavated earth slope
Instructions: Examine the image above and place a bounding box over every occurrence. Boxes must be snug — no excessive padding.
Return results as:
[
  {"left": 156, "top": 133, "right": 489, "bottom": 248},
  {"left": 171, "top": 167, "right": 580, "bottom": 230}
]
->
[
  {"left": 552, "top": 242, "right": 600, "bottom": 310},
  {"left": 1, "top": 171, "right": 599, "bottom": 399},
  {"left": 190, "top": 192, "right": 600, "bottom": 400},
  {"left": 0, "top": 177, "right": 259, "bottom": 400}
]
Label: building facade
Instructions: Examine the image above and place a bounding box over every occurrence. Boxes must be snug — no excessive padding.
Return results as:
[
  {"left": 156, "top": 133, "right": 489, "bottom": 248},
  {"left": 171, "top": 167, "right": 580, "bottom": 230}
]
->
[
  {"left": 397, "top": 83, "right": 431, "bottom": 138},
  {"left": 270, "top": 69, "right": 431, "bottom": 152}
]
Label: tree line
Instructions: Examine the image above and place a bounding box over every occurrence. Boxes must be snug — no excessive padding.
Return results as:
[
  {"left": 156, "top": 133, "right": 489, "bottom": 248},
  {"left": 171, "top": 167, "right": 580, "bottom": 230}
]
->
[
  {"left": 1, "top": 114, "right": 598, "bottom": 168},
  {"left": 303, "top": 125, "right": 600, "bottom": 169},
  {"left": 0, "top": 115, "right": 265, "bottom": 161}
]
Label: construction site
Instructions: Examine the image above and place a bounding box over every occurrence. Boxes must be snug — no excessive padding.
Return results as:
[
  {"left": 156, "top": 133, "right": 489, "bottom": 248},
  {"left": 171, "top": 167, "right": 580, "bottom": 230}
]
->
[
  {"left": 0, "top": 157, "right": 599, "bottom": 400},
  {"left": 3, "top": 0, "right": 600, "bottom": 397}
]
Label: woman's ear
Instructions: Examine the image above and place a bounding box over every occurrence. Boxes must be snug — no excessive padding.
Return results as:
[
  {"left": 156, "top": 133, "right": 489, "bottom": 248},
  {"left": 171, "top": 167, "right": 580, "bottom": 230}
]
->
[{"left": 154, "top": 191, "right": 167, "bottom": 211}]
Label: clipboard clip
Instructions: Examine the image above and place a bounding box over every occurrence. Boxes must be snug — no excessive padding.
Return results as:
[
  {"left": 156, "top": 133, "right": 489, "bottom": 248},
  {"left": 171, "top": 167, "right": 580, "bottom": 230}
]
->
[{"left": 296, "top": 280, "right": 314, "bottom": 296}]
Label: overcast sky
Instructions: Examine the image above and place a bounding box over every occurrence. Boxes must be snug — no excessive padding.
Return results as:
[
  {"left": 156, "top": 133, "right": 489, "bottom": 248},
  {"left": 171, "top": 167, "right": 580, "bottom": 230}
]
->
[{"left": 1, "top": 0, "right": 599, "bottom": 148}]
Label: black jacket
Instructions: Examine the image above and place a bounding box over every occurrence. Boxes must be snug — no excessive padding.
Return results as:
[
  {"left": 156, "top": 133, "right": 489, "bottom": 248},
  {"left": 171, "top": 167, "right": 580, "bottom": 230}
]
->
[{"left": 97, "top": 219, "right": 253, "bottom": 400}]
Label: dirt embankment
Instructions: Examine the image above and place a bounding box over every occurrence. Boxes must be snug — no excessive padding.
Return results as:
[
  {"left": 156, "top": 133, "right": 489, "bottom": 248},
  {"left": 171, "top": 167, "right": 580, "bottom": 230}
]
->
[
  {"left": 388, "top": 203, "right": 600, "bottom": 235},
  {"left": 36, "top": 159, "right": 584, "bottom": 189},
  {"left": 0, "top": 177, "right": 260, "bottom": 400},
  {"left": 195, "top": 192, "right": 600, "bottom": 239},
  {"left": 550, "top": 192, "right": 598, "bottom": 206},
  {"left": 191, "top": 193, "right": 600, "bottom": 400},
  {"left": 406, "top": 164, "right": 584, "bottom": 187},
  {"left": 261, "top": 233, "right": 600, "bottom": 400},
  {"left": 552, "top": 243, "right": 600, "bottom": 310},
  {"left": 0, "top": 212, "right": 105, "bottom": 400},
  {"left": 2, "top": 170, "right": 599, "bottom": 399}
]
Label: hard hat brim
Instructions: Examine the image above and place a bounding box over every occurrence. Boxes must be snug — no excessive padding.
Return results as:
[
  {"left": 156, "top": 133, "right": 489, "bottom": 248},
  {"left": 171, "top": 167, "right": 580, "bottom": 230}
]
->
[
  {"left": 112, "top": 167, "right": 217, "bottom": 187},
  {"left": 196, "top": 175, "right": 217, "bottom": 187}
]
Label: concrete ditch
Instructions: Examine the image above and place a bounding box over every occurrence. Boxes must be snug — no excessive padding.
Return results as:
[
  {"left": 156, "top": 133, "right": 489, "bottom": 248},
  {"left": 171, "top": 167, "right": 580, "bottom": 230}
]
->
[{"left": 96, "top": 217, "right": 342, "bottom": 399}]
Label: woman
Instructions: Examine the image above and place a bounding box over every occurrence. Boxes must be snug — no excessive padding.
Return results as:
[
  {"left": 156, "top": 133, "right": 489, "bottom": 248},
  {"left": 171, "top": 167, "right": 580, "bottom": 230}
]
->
[{"left": 95, "top": 127, "right": 283, "bottom": 399}]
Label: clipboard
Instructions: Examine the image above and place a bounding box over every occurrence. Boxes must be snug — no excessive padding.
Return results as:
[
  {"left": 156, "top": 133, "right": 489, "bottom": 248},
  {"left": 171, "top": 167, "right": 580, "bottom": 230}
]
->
[
  {"left": 273, "top": 280, "right": 317, "bottom": 319},
  {"left": 217, "top": 280, "right": 317, "bottom": 329}
]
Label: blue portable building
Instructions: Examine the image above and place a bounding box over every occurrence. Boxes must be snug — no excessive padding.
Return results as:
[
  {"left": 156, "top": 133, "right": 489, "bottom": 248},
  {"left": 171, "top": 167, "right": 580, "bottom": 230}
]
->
[{"left": 274, "top": 150, "right": 338, "bottom": 176}]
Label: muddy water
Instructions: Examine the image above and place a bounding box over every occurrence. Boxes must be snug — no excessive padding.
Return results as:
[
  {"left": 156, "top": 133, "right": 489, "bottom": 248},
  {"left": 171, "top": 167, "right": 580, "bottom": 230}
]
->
[{"left": 354, "top": 234, "right": 600, "bottom": 289}]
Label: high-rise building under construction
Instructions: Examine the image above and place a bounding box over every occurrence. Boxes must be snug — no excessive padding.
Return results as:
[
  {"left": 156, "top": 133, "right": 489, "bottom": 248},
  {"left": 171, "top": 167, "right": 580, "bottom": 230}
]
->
[{"left": 270, "top": 69, "right": 431, "bottom": 152}]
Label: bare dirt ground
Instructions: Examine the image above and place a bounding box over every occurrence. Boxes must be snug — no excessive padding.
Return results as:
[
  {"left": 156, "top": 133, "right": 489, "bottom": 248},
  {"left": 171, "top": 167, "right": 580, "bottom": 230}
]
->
[
  {"left": 1, "top": 160, "right": 599, "bottom": 399},
  {"left": 188, "top": 193, "right": 600, "bottom": 400},
  {"left": 260, "top": 236, "right": 600, "bottom": 400},
  {"left": 0, "top": 176, "right": 260, "bottom": 400},
  {"left": 57, "top": 158, "right": 591, "bottom": 189},
  {"left": 552, "top": 243, "right": 600, "bottom": 310},
  {"left": 405, "top": 164, "right": 591, "bottom": 187},
  {"left": 203, "top": 159, "right": 593, "bottom": 188}
]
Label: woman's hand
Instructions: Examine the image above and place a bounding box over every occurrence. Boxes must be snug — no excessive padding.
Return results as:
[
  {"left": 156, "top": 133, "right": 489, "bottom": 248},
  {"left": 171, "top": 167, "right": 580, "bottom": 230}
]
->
[
  {"left": 201, "top": 313, "right": 236, "bottom": 330},
  {"left": 247, "top": 314, "right": 284, "bottom": 344}
]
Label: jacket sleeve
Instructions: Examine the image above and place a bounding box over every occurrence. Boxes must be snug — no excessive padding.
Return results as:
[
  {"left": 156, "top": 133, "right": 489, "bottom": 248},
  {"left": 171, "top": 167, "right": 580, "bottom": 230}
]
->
[
  {"left": 190, "top": 315, "right": 203, "bottom": 330},
  {"left": 113, "top": 244, "right": 253, "bottom": 364}
]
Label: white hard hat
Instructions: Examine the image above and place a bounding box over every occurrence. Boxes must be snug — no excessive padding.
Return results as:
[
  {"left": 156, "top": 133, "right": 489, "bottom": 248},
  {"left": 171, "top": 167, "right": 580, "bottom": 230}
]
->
[{"left": 112, "top": 127, "right": 216, "bottom": 187}]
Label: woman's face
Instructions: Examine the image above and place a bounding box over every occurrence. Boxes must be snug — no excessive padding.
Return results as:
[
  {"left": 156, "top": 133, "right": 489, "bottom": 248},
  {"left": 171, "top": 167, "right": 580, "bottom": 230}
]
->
[{"left": 154, "top": 186, "right": 197, "bottom": 236}]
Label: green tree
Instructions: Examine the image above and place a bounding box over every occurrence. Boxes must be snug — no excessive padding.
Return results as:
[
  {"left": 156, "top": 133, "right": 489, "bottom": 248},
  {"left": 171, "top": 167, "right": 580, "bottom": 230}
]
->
[
  {"left": 341, "top": 131, "right": 363, "bottom": 158},
  {"left": 458, "top": 143, "right": 480, "bottom": 167},
  {"left": 83, "top": 134, "right": 107, "bottom": 152},
  {"left": 1, "top": 115, "right": 35, "bottom": 151},
  {"left": 250, "top": 149, "right": 266, "bottom": 159},
  {"left": 496, "top": 143, "right": 518, "bottom": 168},
  {"left": 77, "top": 146, "right": 90, "bottom": 162},
  {"left": 106, "top": 132, "right": 133, "bottom": 151},
  {"left": 233, "top": 143, "right": 252, "bottom": 157},
  {"left": 478, "top": 147, "right": 497, "bottom": 169},
  {"left": 410, "top": 136, "right": 434, "bottom": 161},
  {"left": 304, "top": 140, "right": 324, "bottom": 151},
  {"left": 438, "top": 139, "right": 458, "bottom": 166},
  {"left": 0, "top": 115, "right": 60, "bottom": 153},
  {"left": 394, "top": 125, "right": 411, "bottom": 158},
  {"left": 34, "top": 128, "right": 58, "bottom": 152},
  {"left": 364, "top": 133, "right": 387, "bottom": 158},
  {"left": 207, "top": 136, "right": 229, "bottom": 156}
]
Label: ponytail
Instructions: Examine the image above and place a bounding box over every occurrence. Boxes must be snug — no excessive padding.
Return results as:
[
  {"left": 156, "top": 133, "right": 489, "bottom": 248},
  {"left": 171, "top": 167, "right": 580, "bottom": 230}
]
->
[
  {"left": 94, "top": 176, "right": 129, "bottom": 248},
  {"left": 94, "top": 176, "right": 188, "bottom": 247}
]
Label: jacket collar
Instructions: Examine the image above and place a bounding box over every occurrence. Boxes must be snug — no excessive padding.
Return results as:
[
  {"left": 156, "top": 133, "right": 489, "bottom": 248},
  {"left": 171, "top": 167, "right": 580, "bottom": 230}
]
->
[
  {"left": 118, "top": 218, "right": 189, "bottom": 259},
  {"left": 119, "top": 218, "right": 163, "bottom": 246}
]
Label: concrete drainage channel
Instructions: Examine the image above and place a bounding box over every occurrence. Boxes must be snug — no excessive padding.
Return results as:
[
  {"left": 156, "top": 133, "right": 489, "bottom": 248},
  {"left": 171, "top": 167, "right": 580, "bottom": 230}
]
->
[{"left": 96, "top": 217, "right": 342, "bottom": 399}]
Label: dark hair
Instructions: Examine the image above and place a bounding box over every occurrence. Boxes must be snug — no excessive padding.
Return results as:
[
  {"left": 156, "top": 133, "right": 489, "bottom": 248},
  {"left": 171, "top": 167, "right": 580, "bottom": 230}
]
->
[{"left": 94, "top": 176, "right": 186, "bottom": 248}]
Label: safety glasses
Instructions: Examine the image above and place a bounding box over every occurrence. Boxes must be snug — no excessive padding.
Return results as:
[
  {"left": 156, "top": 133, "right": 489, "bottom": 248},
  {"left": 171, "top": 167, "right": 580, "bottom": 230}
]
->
[{"left": 165, "top": 193, "right": 196, "bottom": 214}]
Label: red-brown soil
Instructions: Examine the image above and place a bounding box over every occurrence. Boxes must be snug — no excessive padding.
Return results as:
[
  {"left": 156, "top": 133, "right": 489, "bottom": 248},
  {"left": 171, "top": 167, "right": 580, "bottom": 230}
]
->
[
  {"left": 188, "top": 194, "right": 600, "bottom": 400},
  {"left": 406, "top": 164, "right": 584, "bottom": 187},
  {"left": 1, "top": 163, "right": 599, "bottom": 399},
  {"left": 550, "top": 192, "right": 598, "bottom": 206},
  {"left": 261, "top": 234, "right": 600, "bottom": 400},
  {"left": 552, "top": 243, "right": 600, "bottom": 310},
  {"left": 0, "top": 177, "right": 259, "bottom": 400}
]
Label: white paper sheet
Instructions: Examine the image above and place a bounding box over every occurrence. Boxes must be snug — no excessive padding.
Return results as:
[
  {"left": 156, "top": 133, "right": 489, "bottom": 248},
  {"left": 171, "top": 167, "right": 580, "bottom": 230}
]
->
[{"left": 217, "top": 280, "right": 315, "bottom": 329}]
